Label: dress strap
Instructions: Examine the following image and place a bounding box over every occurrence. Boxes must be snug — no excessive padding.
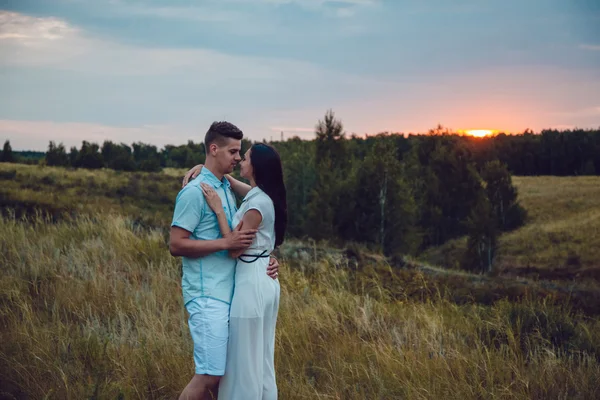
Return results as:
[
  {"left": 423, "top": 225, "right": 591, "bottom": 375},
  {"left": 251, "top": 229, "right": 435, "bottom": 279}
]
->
[{"left": 238, "top": 250, "right": 270, "bottom": 263}]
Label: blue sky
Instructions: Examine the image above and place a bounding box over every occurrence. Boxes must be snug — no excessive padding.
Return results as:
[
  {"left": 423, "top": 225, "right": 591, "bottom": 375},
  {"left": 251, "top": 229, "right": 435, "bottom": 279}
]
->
[{"left": 1, "top": 0, "right": 599, "bottom": 151}]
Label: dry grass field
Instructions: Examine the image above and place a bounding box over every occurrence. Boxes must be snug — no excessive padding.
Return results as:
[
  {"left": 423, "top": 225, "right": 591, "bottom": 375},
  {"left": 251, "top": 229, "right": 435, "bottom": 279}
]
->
[
  {"left": 1, "top": 164, "right": 599, "bottom": 399},
  {"left": 497, "top": 176, "right": 600, "bottom": 279}
]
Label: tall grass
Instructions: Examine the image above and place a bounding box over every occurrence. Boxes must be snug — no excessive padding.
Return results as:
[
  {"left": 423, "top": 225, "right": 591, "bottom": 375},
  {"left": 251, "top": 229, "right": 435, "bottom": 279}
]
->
[{"left": 1, "top": 214, "right": 599, "bottom": 399}]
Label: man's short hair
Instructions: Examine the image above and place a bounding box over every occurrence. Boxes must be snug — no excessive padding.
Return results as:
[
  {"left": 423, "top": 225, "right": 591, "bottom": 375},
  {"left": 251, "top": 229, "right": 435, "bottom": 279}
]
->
[{"left": 204, "top": 121, "right": 243, "bottom": 150}]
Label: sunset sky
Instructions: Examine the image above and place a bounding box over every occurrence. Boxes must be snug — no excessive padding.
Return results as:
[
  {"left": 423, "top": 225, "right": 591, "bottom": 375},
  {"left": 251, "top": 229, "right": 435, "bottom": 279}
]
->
[{"left": 1, "top": 0, "right": 600, "bottom": 151}]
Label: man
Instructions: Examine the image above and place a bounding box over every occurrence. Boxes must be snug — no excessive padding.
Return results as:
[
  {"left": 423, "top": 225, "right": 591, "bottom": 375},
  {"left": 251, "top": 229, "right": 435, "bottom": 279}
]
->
[{"left": 169, "top": 121, "right": 279, "bottom": 400}]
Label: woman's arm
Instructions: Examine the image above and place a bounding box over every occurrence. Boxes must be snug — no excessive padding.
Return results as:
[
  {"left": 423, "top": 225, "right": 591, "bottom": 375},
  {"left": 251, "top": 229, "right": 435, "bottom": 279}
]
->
[
  {"left": 182, "top": 164, "right": 203, "bottom": 188},
  {"left": 201, "top": 183, "right": 263, "bottom": 259},
  {"left": 225, "top": 174, "right": 252, "bottom": 198},
  {"left": 169, "top": 226, "right": 256, "bottom": 257},
  {"left": 182, "top": 164, "right": 251, "bottom": 198},
  {"left": 200, "top": 183, "right": 232, "bottom": 237}
]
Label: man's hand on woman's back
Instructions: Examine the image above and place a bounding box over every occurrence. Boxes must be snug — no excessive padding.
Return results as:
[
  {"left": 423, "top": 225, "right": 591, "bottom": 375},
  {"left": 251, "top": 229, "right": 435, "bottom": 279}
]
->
[{"left": 225, "top": 221, "right": 257, "bottom": 250}]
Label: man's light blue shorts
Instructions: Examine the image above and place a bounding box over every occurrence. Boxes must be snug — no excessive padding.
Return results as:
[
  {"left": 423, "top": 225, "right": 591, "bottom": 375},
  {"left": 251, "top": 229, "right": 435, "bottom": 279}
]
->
[{"left": 185, "top": 297, "right": 230, "bottom": 376}]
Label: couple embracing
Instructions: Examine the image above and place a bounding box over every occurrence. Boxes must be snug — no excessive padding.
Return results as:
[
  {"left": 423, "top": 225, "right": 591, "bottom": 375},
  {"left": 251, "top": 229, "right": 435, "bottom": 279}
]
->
[{"left": 169, "top": 121, "right": 287, "bottom": 399}]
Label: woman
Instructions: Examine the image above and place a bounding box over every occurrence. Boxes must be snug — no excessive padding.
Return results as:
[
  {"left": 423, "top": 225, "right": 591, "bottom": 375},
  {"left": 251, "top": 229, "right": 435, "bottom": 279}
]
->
[{"left": 193, "top": 143, "right": 287, "bottom": 400}]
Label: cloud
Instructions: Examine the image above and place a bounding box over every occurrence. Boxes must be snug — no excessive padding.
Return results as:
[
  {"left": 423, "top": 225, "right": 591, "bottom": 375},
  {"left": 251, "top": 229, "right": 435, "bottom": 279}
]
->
[
  {"left": 0, "top": 11, "right": 328, "bottom": 79},
  {"left": 0, "top": 9, "right": 395, "bottom": 119},
  {"left": 579, "top": 44, "right": 600, "bottom": 51},
  {"left": 247, "top": 0, "right": 376, "bottom": 6},
  {"left": 0, "top": 11, "right": 77, "bottom": 41},
  {"left": 107, "top": 2, "right": 242, "bottom": 22},
  {"left": 554, "top": 106, "right": 600, "bottom": 118},
  {"left": 262, "top": 0, "right": 377, "bottom": 18},
  {"left": 0, "top": 11, "right": 389, "bottom": 146},
  {"left": 0, "top": 11, "right": 88, "bottom": 68},
  {"left": 335, "top": 7, "right": 356, "bottom": 18},
  {"left": 104, "top": 0, "right": 377, "bottom": 22}
]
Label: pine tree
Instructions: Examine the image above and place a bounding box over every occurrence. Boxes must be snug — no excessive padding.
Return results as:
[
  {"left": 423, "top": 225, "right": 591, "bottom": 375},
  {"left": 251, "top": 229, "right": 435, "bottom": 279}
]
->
[
  {"left": 69, "top": 147, "right": 79, "bottom": 167},
  {"left": 408, "top": 136, "right": 483, "bottom": 247},
  {"left": 282, "top": 140, "right": 317, "bottom": 237},
  {"left": 132, "top": 142, "right": 161, "bottom": 172},
  {"left": 306, "top": 110, "right": 347, "bottom": 240},
  {"left": 583, "top": 159, "right": 596, "bottom": 176},
  {"left": 101, "top": 141, "right": 135, "bottom": 171},
  {"left": 46, "top": 141, "right": 69, "bottom": 166},
  {"left": 76, "top": 141, "right": 104, "bottom": 169},
  {"left": 463, "top": 191, "right": 497, "bottom": 273},
  {"left": 349, "top": 136, "right": 419, "bottom": 254},
  {"left": 480, "top": 160, "right": 526, "bottom": 231},
  {"left": 1, "top": 140, "right": 14, "bottom": 163}
]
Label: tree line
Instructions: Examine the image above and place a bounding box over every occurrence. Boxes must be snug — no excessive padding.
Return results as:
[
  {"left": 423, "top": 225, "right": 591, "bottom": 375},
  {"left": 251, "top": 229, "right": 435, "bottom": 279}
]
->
[
  {"left": 463, "top": 128, "right": 600, "bottom": 176},
  {"left": 2, "top": 125, "right": 598, "bottom": 176}
]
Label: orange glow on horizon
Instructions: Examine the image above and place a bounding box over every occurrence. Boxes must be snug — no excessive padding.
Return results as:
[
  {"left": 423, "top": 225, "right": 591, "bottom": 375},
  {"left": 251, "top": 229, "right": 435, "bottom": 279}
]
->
[{"left": 458, "top": 129, "right": 497, "bottom": 137}]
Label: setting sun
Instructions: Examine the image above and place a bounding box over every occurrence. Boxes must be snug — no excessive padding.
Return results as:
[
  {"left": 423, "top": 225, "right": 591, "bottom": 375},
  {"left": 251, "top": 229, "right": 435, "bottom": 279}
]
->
[{"left": 459, "top": 129, "right": 497, "bottom": 137}]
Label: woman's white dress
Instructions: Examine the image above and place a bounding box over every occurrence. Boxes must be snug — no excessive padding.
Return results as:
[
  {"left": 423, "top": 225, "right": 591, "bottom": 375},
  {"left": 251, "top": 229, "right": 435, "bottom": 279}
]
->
[{"left": 218, "top": 187, "right": 280, "bottom": 400}]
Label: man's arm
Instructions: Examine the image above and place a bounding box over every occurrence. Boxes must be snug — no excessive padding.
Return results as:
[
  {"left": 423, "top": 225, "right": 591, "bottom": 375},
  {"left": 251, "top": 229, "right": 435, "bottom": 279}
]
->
[
  {"left": 266, "top": 256, "right": 279, "bottom": 279},
  {"left": 169, "top": 185, "right": 256, "bottom": 258},
  {"left": 228, "top": 209, "right": 262, "bottom": 259},
  {"left": 169, "top": 226, "right": 256, "bottom": 258}
]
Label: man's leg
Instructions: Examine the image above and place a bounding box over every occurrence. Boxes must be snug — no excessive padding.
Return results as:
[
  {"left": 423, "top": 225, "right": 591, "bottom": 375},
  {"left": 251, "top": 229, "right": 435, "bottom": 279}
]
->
[
  {"left": 182, "top": 298, "right": 229, "bottom": 400},
  {"left": 179, "top": 374, "right": 220, "bottom": 400}
]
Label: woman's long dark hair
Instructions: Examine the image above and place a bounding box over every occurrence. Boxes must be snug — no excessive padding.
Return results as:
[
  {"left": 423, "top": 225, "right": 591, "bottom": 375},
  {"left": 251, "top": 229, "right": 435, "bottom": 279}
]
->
[{"left": 250, "top": 143, "right": 287, "bottom": 247}]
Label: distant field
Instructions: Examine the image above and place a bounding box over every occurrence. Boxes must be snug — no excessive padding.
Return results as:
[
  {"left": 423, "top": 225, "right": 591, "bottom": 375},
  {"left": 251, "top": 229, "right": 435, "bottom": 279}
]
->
[
  {"left": 422, "top": 176, "right": 600, "bottom": 284},
  {"left": 502, "top": 176, "right": 600, "bottom": 273},
  {"left": 0, "top": 163, "right": 182, "bottom": 228}
]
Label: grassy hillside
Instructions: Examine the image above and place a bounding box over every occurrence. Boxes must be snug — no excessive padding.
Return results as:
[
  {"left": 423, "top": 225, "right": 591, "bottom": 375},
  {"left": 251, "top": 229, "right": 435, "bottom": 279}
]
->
[
  {"left": 1, "top": 163, "right": 600, "bottom": 399},
  {"left": 0, "top": 163, "right": 182, "bottom": 228},
  {"left": 421, "top": 176, "right": 600, "bottom": 284},
  {"left": 499, "top": 176, "right": 600, "bottom": 278}
]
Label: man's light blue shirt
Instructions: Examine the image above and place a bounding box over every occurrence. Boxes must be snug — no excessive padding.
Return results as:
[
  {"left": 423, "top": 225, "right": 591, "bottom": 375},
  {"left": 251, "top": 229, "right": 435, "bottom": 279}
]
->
[{"left": 171, "top": 167, "right": 238, "bottom": 305}]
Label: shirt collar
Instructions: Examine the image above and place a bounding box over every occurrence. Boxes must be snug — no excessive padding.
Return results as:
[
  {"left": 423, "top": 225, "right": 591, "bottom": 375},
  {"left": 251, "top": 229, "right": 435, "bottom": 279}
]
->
[{"left": 200, "top": 167, "right": 231, "bottom": 189}]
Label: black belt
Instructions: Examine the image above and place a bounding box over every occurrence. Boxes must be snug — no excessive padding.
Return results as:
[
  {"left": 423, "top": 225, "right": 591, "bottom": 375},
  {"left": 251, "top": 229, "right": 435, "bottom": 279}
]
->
[{"left": 238, "top": 250, "right": 270, "bottom": 263}]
